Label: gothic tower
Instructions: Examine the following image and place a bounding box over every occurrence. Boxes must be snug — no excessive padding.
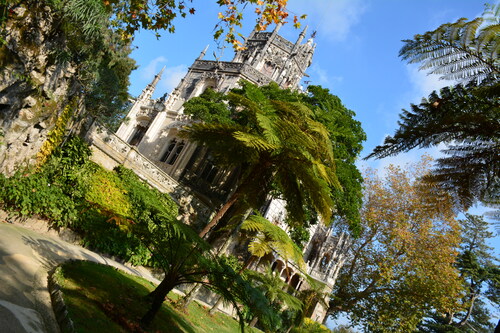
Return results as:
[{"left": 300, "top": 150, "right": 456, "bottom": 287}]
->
[{"left": 115, "top": 25, "right": 316, "bottom": 207}]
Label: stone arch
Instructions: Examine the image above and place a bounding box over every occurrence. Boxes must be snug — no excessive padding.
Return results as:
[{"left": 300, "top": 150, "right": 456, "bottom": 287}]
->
[
  {"left": 289, "top": 273, "right": 301, "bottom": 290},
  {"left": 282, "top": 266, "right": 294, "bottom": 282},
  {"left": 272, "top": 259, "right": 285, "bottom": 274}
]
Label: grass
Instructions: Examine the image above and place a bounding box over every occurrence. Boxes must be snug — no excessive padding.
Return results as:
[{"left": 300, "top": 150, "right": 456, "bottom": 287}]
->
[{"left": 53, "top": 260, "right": 261, "bottom": 333}]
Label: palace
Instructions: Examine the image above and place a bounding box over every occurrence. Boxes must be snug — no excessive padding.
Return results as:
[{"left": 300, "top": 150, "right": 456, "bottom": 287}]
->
[{"left": 86, "top": 24, "right": 349, "bottom": 323}]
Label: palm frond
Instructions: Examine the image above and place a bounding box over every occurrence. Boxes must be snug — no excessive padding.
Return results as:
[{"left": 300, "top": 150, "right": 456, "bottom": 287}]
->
[{"left": 399, "top": 12, "right": 499, "bottom": 84}]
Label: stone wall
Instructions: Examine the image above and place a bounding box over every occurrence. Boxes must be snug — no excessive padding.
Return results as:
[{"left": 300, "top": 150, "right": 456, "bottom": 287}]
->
[{"left": 0, "top": 3, "right": 79, "bottom": 175}]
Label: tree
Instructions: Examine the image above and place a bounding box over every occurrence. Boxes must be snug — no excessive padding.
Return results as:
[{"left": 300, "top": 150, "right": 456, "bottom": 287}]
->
[
  {"left": 113, "top": 167, "right": 275, "bottom": 329},
  {"left": 0, "top": 0, "right": 135, "bottom": 173},
  {"left": 240, "top": 213, "right": 305, "bottom": 270},
  {"left": 303, "top": 85, "right": 366, "bottom": 234},
  {"left": 101, "top": 0, "right": 299, "bottom": 48},
  {"left": 182, "top": 82, "right": 339, "bottom": 239},
  {"left": 205, "top": 213, "right": 305, "bottom": 315},
  {"left": 328, "top": 157, "right": 464, "bottom": 332},
  {"left": 1, "top": 0, "right": 298, "bottom": 48},
  {"left": 245, "top": 268, "right": 304, "bottom": 330},
  {"left": 366, "top": 4, "right": 499, "bottom": 213},
  {"left": 0, "top": 0, "right": 298, "bottom": 173},
  {"left": 418, "top": 214, "right": 500, "bottom": 332}
]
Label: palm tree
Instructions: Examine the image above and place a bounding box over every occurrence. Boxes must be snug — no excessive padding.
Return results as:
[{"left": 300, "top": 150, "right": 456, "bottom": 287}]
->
[
  {"left": 135, "top": 211, "right": 274, "bottom": 330},
  {"left": 240, "top": 214, "right": 306, "bottom": 270},
  {"left": 208, "top": 213, "right": 305, "bottom": 315},
  {"left": 244, "top": 268, "right": 304, "bottom": 329},
  {"left": 182, "top": 82, "right": 339, "bottom": 238},
  {"left": 398, "top": 3, "right": 499, "bottom": 84},
  {"left": 366, "top": 4, "right": 500, "bottom": 211}
]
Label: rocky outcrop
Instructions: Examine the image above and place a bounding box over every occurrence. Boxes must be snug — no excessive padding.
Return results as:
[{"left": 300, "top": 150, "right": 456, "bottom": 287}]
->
[{"left": 0, "top": 3, "right": 79, "bottom": 175}]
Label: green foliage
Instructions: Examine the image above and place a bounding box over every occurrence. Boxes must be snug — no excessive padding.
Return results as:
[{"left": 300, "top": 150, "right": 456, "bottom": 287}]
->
[
  {"left": 184, "top": 81, "right": 365, "bottom": 236},
  {"left": 55, "top": 260, "right": 261, "bottom": 332},
  {"left": 244, "top": 267, "right": 303, "bottom": 331},
  {"left": 183, "top": 81, "right": 341, "bottom": 239},
  {"left": 78, "top": 208, "right": 153, "bottom": 266},
  {"left": 421, "top": 214, "right": 500, "bottom": 331},
  {"left": 20, "top": 0, "right": 134, "bottom": 127},
  {"left": 367, "top": 4, "right": 499, "bottom": 214},
  {"left": 289, "top": 225, "right": 310, "bottom": 250},
  {"left": 329, "top": 159, "right": 464, "bottom": 332},
  {"left": 304, "top": 85, "right": 366, "bottom": 234},
  {"left": 0, "top": 170, "right": 78, "bottom": 225},
  {"left": 241, "top": 213, "right": 305, "bottom": 270},
  {"left": 0, "top": 137, "right": 91, "bottom": 226},
  {"left": 115, "top": 165, "right": 178, "bottom": 223},
  {"left": 37, "top": 100, "right": 76, "bottom": 167},
  {"left": 0, "top": 135, "right": 182, "bottom": 266},
  {"left": 85, "top": 168, "right": 132, "bottom": 218},
  {"left": 399, "top": 4, "right": 499, "bottom": 84}
]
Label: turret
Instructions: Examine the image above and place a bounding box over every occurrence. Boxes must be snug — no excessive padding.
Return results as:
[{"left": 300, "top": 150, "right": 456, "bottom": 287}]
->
[
  {"left": 138, "top": 66, "right": 165, "bottom": 101},
  {"left": 197, "top": 45, "right": 209, "bottom": 60},
  {"left": 294, "top": 25, "right": 308, "bottom": 48}
]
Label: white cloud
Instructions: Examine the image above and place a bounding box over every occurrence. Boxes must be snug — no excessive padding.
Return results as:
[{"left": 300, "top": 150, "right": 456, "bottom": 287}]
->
[
  {"left": 289, "top": 0, "right": 368, "bottom": 41},
  {"left": 137, "top": 56, "right": 188, "bottom": 97},
  {"left": 140, "top": 56, "right": 167, "bottom": 81},
  {"left": 159, "top": 65, "right": 188, "bottom": 94},
  {"left": 406, "top": 64, "right": 454, "bottom": 104},
  {"left": 308, "top": 63, "right": 343, "bottom": 87}
]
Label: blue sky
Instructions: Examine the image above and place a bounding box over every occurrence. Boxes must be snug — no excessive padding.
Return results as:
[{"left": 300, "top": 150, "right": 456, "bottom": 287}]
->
[
  {"left": 126, "top": 0, "right": 498, "bottom": 326},
  {"left": 127, "top": 0, "right": 488, "bottom": 169}
]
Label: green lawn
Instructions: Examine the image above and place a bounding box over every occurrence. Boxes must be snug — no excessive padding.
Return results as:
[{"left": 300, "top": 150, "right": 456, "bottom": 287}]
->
[{"left": 53, "top": 261, "right": 261, "bottom": 333}]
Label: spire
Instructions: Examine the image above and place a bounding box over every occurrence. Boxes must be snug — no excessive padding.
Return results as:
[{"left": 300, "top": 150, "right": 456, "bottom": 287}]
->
[
  {"left": 140, "top": 66, "right": 165, "bottom": 100},
  {"left": 197, "top": 45, "right": 209, "bottom": 60},
  {"left": 296, "top": 25, "right": 308, "bottom": 45},
  {"left": 151, "top": 66, "right": 165, "bottom": 88},
  {"left": 273, "top": 22, "right": 283, "bottom": 34}
]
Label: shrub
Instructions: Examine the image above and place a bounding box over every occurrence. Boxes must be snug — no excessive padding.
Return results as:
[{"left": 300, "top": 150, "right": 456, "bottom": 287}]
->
[{"left": 0, "top": 170, "right": 78, "bottom": 226}]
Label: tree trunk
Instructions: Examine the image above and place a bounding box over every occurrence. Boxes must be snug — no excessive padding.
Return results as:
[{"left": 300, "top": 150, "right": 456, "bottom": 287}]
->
[
  {"left": 179, "top": 283, "right": 203, "bottom": 309},
  {"left": 199, "top": 192, "right": 240, "bottom": 238},
  {"left": 209, "top": 295, "right": 224, "bottom": 315},
  {"left": 140, "top": 276, "right": 176, "bottom": 328},
  {"left": 200, "top": 161, "right": 272, "bottom": 239},
  {"left": 457, "top": 293, "right": 478, "bottom": 327},
  {"left": 249, "top": 316, "right": 258, "bottom": 327}
]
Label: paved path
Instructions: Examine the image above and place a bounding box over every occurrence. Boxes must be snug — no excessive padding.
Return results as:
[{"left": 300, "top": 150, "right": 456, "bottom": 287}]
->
[{"left": 0, "top": 222, "right": 159, "bottom": 333}]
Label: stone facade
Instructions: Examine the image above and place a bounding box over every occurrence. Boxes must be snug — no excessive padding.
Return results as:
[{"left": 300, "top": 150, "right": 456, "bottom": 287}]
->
[
  {"left": 0, "top": 5, "right": 80, "bottom": 175},
  {"left": 88, "top": 25, "right": 348, "bottom": 324}
]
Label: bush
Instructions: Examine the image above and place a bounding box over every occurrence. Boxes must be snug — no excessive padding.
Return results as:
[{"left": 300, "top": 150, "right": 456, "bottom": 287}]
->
[
  {"left": 77, "top": 207, "right": 153, "bottom": 266},
  {"left": 0, "top": 170, "right": 78, "bottom": 226},
  {"left": 0, "top": 135, "right": 180, "bottom": 267}
]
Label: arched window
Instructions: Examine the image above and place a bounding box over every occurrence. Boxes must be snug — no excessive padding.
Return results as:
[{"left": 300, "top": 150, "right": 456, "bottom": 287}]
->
[
  {"left": 198, "top": 154, "right": 219, "bottom": 183},
  {"left": 161, "top": 139, "right": 185, "bottom": 165}
]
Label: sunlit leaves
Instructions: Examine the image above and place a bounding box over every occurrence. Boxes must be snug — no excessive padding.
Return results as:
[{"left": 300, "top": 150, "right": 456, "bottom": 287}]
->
[
  {"left": 329, "top": 158, "right": 464, "bottom": 332},
  {"left": 102, "top": 0, "right": 302, "bottom": 49}
]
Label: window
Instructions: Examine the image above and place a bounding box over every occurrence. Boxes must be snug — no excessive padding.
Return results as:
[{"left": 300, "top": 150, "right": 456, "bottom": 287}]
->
[
  {"left": 161, "top": 139, "right": 185, "bottom": 165},
  {"left": 128, "top": 125, "right": 147, "bottom": 146},
  {"left": 200, "top": 161, "right": 218, "bottom": 183}
]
